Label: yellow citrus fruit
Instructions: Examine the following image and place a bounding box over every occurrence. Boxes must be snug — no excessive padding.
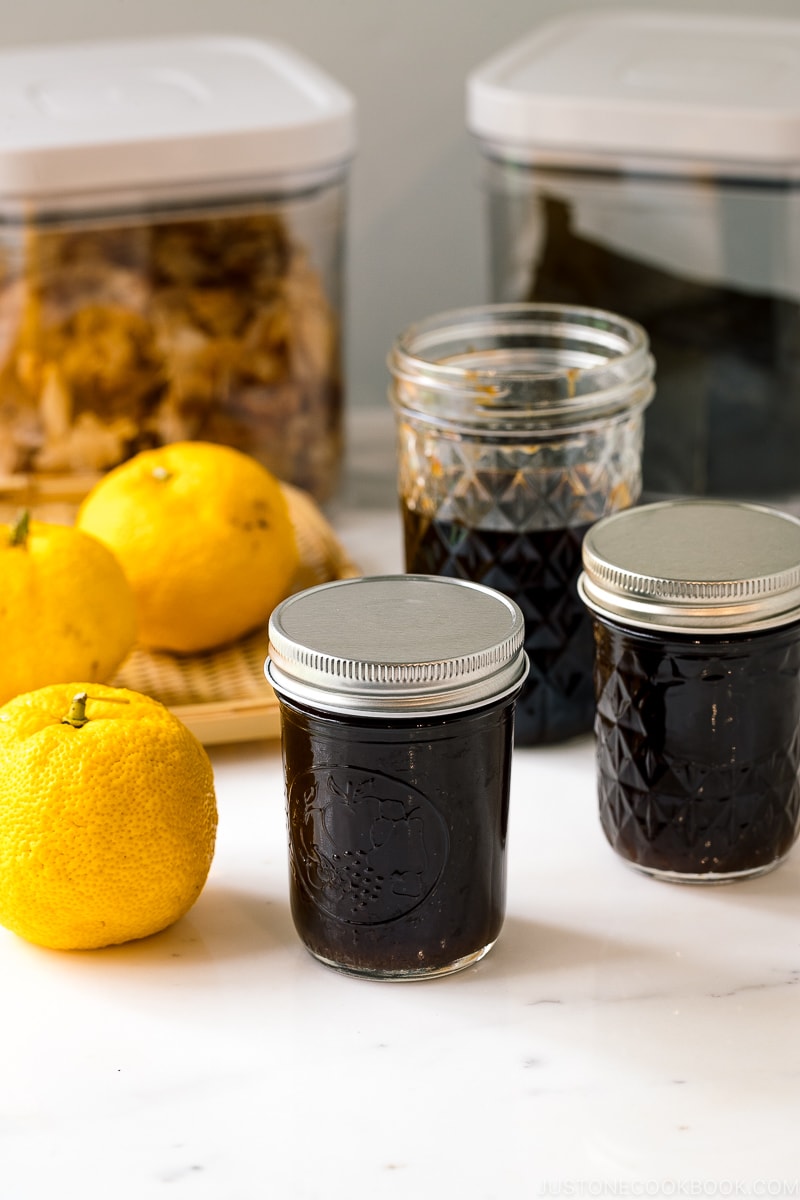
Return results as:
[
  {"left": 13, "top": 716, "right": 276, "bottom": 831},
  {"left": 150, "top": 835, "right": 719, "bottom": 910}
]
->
[
  {"left": 0, "top": 682, "right": 217, "bottom": 950},
  {"left": 76, "top": 441, "right": 300, "bottom": 654},
  {"left": 0, "top": 511, "right": 136, "bottom": 707}
]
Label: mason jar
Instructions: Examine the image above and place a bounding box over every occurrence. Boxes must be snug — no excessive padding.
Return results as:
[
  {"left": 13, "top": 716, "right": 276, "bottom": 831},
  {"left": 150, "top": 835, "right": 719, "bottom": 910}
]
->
[
  {"left": 266, "top": 574, "right": 528, "bottom": 980},
  {"left": 579, "top": 499, "right": 800, "bottom": 883},
  {"left": 388, "top": 302, "right": 654, "bottom": 746}
]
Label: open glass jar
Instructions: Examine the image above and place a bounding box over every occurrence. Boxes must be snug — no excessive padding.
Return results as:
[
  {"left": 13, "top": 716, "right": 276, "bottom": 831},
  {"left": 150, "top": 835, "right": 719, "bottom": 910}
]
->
[
  {"left": 579, "top": 500, "right": 800, "bottom": 883},
  {"left": 266, "top": 574, "right": 527, "bottom": 980},
  {"left": 389, "top": 302, "right": 654, "bottom": 745}
]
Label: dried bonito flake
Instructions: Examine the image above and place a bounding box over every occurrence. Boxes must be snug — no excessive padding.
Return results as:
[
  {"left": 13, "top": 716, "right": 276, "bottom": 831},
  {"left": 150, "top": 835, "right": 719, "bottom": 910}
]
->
[{"left": 0, "top": 208, "right": 343, "bottom": 501}]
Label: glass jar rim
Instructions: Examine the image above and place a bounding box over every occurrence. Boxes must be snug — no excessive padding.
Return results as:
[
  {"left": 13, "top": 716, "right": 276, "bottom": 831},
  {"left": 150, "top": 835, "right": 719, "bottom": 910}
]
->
[{"left": 388, "top": 301, "right": 654, "bottom": 431}]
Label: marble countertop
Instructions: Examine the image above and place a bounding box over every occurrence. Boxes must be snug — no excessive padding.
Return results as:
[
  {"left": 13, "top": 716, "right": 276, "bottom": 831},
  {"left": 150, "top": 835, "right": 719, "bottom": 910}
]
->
[{"left": 4, "top": 413, "right": 800, "bottom": 1198}]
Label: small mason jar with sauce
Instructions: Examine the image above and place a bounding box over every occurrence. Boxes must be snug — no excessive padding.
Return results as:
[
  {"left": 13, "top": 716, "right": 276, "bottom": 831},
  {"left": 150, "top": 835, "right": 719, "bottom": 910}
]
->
[
  {"left": 266, "top": 573, "right": 528, "bottom": 980},
  {"left": 389, "top": 302, "right": 654, "bottom": 748},
  {"left": 579, "top": 499, "right": 800, "bottom": 883}
]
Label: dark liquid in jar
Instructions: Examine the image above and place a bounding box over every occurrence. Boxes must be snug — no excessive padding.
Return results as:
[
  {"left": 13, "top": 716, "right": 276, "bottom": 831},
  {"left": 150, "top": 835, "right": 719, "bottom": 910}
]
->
[
  {"left": 278, "top": 695, "right": 515, "bottom": 977},
  {"left": 592, "top": 616, "right": 800, "bottom": 878},
  {"left": 402, "top": 506, "right": 594, "bottom": 745}
]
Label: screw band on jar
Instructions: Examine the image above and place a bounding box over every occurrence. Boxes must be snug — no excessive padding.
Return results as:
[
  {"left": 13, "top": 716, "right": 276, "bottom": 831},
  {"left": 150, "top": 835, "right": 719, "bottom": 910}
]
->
[
  {"left": 579, "top": 498, "right": 800, "bottom": 634},
  {"left": 267, "top": 573, "right": 528, "bottom": 717}
]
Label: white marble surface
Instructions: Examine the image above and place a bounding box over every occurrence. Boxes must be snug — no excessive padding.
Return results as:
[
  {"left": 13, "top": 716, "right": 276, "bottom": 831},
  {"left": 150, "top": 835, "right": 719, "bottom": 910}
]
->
[{"left": 4, "top": 426, "right": 800, "bottom": 1199}]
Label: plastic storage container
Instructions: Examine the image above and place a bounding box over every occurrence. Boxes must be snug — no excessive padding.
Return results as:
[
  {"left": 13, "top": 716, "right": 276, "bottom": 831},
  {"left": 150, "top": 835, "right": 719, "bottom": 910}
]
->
[
  {"left": 467, "top": 10, "right": 800, "bottom": 505},
  {"left": 579, "top": 500, "right": 800, "bottom": 883},
  {"left": 0, "top": 35, "right": 356, "bottom": 506}
]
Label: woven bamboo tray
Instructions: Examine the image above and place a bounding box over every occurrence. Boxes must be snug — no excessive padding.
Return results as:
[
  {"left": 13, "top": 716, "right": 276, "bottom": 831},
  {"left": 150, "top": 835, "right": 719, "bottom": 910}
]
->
[{"left": 0, "top": 479, "right": 358, "bottom": 745}]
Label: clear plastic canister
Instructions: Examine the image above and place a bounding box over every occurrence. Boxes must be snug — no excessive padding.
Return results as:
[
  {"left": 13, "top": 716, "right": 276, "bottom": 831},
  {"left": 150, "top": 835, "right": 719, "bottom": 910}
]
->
[
  {"left": 0, "top": 36, "right": 356, "bottom": 508},
  {"left": 468, "top": 10, "right": 800, "bottom": 506}
]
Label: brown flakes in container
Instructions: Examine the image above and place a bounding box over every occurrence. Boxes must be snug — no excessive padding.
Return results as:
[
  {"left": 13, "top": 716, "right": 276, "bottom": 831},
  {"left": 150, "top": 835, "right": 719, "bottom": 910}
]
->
[{"left": 0, "top": 208, "right": 342, "bottom": 502}]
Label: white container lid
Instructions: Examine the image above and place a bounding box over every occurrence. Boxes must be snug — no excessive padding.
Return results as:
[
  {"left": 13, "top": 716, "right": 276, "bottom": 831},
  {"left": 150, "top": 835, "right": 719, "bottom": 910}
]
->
[
  {"left": 0, "top": 34, "right": 356, "bottom": 199},
  {"left": 467, "top": 9, "right": 800, "bottom": 171}
]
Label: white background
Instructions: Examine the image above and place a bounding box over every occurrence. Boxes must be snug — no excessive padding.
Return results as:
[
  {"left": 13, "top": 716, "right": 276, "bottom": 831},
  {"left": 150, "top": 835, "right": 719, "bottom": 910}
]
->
[{"left": 2, "top": 0, "right": 800, "bottom": 409}]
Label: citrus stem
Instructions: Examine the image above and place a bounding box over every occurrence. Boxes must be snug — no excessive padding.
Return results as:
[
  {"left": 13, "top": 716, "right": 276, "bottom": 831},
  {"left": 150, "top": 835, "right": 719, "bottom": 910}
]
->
[
  {"left": 152, "top": 466, "right": 173, "bottom": 482},
  {"left": 9, "top": 509, "right": 30, "bottom": 547},
  {"left": 62, "top": 692, "right": 89, "bottom": 729},
  {"left": 61, "top": 692, "right": 130, "bottom": 728}
]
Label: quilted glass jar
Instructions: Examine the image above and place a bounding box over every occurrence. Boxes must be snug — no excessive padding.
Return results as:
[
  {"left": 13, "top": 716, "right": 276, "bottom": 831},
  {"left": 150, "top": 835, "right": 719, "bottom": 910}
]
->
[
  {"left": 389, "top": 302, "right": 654, "bottom": 746},
  {"left": 579, "top": 500, "right": 800, "bottom": 883}
]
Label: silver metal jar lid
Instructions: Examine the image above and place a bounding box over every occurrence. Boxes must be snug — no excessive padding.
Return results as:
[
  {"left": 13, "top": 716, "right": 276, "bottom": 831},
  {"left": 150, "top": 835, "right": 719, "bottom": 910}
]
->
[
  {"left": 266, "top": 574, "right": 528, "bottom": 717},
  {"left": 579, "top": 500, "right": 800, "bottom": 634}
]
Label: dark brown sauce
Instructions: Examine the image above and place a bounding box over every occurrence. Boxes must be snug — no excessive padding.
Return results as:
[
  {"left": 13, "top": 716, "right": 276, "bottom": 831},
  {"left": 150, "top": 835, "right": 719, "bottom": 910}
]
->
[
  {"left": 402, "top": 506, "right": 594, "bottom": 745},
  {"left": 592, "top": 615, "right": 800, "bottom": 877},
  {"left": 527, "top": 192, "right": 800, "bottom": 499},
  {"left": 278, "top": 695, "right": 516, "bottom": 976}
]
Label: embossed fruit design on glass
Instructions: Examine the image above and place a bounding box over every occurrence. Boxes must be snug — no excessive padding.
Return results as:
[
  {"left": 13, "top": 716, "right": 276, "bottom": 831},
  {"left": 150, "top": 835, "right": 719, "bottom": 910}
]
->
[
  {"left": 579, "top": 500, "right": 800, "bottom": 882},
  {"left": 389, "top": 303, "right": 654, "bottom": 745},
  {"left": 266, "top": 574, "right": 527, "bottom": 979}
]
